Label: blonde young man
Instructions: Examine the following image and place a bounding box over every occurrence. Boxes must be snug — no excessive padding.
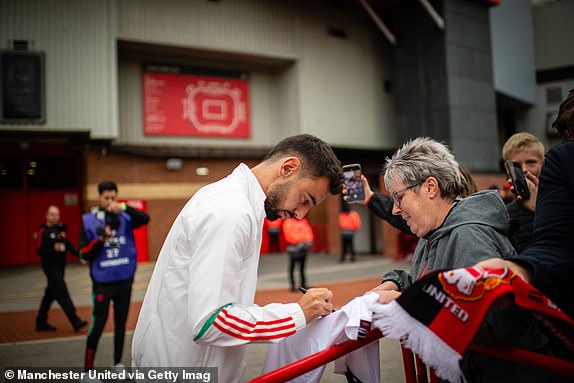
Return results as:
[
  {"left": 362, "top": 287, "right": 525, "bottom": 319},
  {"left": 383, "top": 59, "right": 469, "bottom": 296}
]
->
[{"left": 501, "top": 132, "right": 544, "bottom": 253}]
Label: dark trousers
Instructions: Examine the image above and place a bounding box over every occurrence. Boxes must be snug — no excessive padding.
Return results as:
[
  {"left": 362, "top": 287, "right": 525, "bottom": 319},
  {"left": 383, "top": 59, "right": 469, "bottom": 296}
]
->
[
  {"left": 288, "top": 249, "right": 307, "bottom": 290},
  {"left": 37, "top": 263, "right": 79, "bottom": 326},
  {"left": 340, "top": 234, "right": 355, "bottom": 261},
  {"left": 268, "top": 231, "right": 280, "bottom": 253},
  {"left": 85, "top": 279, "right": 132, "bottom": 369}
]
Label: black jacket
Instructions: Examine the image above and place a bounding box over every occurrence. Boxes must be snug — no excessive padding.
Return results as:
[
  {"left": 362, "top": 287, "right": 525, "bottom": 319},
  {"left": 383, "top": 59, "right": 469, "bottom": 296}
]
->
[
  {"left": 35, "top": 223, "right": 77, "bottom": 267},
  {"left": 512, "top": 140, "right": 574, "bottom": 319},
  {"left": 367, "top": 192, "right": 413, "bottom": 235},
  {"left": 506, "top": 201, "right": 534, "bottom": 254}
]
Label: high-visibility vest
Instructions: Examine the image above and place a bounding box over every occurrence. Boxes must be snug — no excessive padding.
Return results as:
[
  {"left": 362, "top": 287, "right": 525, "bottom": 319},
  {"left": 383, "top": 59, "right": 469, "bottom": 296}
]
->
[
  {"left": 338, "top": 211, "right": 361, "bottom": 231},
  {"left": 282, "top": 218, "right": 314, "bottom": 245}
]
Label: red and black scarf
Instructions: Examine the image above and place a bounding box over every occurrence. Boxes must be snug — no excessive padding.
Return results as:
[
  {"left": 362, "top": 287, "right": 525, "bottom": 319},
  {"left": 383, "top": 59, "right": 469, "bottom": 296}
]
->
[{"left": 372, "top": 267, "right": 574, "bottom": 382}]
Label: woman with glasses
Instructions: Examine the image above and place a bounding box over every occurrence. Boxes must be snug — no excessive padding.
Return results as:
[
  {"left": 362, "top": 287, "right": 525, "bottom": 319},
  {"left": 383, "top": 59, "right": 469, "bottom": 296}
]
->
[
  {"left": 368, "top": 137, "right": 514, "bottom": 297},
  {"left": 369, "top": 137, "right": 553, "bottom": 383}
]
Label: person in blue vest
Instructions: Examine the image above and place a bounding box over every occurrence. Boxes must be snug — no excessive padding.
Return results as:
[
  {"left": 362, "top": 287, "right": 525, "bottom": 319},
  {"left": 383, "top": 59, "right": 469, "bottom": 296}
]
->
[{"left": 78, "top": 181, "right": 149, "bottom": 380}]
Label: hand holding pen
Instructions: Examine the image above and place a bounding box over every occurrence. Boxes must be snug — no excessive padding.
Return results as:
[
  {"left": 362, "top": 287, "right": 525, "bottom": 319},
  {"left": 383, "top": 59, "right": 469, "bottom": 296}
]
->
[
  {"left": 297, "top": 287, "right": 335, "bottom": 321},
  {"left": 299, "top": 287, "right": 336, "bottom": 312}
]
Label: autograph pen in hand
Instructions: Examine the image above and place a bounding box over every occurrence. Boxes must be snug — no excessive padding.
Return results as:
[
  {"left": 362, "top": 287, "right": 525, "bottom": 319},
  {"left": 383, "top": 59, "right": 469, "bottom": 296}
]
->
[{"left": 298, "top": 287, "right": 336, "bottom": 312}]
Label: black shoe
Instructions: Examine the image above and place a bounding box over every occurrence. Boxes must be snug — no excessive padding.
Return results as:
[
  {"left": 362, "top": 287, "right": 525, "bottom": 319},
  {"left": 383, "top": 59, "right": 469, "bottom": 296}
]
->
[
  {"left": 290, "top": 286, "right": 296, "bottom": 292},
  {"left": 36, "top": 322, "right": 57, "bottom": 332},
  {"left": 73, "top": 319, "right": 88, "bottom": 332}
]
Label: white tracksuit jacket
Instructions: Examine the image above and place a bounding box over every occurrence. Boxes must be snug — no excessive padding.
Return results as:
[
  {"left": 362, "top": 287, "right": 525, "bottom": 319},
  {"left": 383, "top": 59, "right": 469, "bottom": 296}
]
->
[{"left": 132, "top": 164, "right": 306, "bottom": 382}]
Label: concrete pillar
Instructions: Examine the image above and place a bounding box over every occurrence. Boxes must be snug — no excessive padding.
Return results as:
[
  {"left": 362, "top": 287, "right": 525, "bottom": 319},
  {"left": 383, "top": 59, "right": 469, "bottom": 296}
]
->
[{"left": 389, "top": 0, "right": 499, "bottom": 172}]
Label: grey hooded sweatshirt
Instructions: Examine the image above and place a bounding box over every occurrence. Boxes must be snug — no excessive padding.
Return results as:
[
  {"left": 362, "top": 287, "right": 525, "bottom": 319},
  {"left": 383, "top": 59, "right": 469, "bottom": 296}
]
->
[{"left": 382, "top": 190, "right": 516, "bottom": 291}]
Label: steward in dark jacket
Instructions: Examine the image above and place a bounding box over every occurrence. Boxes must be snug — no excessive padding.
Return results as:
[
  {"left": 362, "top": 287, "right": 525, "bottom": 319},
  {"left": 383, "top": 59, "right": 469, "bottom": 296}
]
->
[{"left": 35, "top": 205, "right": 87, "bottom": 332}]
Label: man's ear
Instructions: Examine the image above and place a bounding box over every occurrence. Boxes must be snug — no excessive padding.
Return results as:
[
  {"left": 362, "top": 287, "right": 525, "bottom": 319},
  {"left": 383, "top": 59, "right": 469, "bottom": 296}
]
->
[
  {"left": 280, "top": 157, "right": 301, "bottom": 178},
  {"left": 426, "top": 177, "right": 440, "bottom": 198}
]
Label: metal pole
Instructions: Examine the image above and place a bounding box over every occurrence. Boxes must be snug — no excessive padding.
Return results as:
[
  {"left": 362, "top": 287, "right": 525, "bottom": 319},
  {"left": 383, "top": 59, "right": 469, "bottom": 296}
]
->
[
  {"left": 358, "top": 0, "right": 397, "bottom": 46},
  {"left": 247, "top": 333, "right": 574, "bottom": 382},
  {"left": 417, "top": 0, "right": 445, "bottom": 30},
  {"left": 469, "top": 345, "right": 574, "bottom": 379}
]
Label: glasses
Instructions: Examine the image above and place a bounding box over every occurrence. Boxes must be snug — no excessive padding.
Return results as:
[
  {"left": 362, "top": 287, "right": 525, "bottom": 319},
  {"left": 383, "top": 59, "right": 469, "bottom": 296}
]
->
[{"left": 392, "top": 182, "right": 422, "bottom": 208}]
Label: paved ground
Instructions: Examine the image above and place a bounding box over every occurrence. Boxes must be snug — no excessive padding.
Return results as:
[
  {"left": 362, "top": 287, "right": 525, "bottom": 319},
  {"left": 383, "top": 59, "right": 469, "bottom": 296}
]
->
[{"left": 0, "top": 253, "right": 411, "bottom": 382}]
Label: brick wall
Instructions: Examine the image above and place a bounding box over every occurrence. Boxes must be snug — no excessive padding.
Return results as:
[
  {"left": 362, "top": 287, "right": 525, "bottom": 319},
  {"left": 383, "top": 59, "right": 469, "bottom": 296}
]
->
[
  {"left": 84, "top": 149, "right": 259, "bottom": 260},
  {"left": 85, "top": 149, "right": 509, "bottom": 260},
  {"left": 84, "top": 148, "right": 337, "bottom": 260}
]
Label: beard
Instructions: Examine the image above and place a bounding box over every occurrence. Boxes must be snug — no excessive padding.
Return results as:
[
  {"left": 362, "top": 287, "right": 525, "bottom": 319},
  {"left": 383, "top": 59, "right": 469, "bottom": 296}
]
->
[{"left": 264, "top": 180, "right": 293, "bottom": 221}]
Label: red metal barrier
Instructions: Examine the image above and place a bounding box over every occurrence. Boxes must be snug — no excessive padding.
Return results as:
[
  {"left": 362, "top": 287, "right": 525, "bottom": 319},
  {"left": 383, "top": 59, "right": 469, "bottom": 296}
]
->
[
  {"left": 401, "top": 346, "right": 417, "bottom": 383},
  {"left": 414, "top": 354, "right": 428, "bottom": 383},
  {"left": 247, "top": 330, "right": 383, "bottom": 383},
  {"left": 247, "top": 330, "right": 574, "bottom": 383},
  {"left": 469, "top": 345, "right": 574, "bottom": 379}
]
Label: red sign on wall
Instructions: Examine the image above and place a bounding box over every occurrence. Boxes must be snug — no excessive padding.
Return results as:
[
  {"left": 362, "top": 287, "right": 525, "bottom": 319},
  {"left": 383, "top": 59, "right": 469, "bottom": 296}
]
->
[{"left": 143, "top": 72, "right": 250, "bottom": 138}]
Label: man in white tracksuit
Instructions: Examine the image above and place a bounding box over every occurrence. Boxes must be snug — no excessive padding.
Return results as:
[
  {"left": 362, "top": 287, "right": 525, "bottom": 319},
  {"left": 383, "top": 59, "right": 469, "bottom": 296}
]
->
[{"left": 132, "top": 134, "right": 344, "bottom": 382}]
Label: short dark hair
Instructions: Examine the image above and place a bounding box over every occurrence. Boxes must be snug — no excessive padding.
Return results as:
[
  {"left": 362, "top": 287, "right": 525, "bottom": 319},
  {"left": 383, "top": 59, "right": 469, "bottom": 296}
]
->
[
  {"left": 553, "top": 88, "right": 574, "bottom": 140},
  {"left": 263, "top": 134, "right": 344, "bottom": 195},
  {"left": 98, "top": 181, "right": 118, "bottom": 195}
]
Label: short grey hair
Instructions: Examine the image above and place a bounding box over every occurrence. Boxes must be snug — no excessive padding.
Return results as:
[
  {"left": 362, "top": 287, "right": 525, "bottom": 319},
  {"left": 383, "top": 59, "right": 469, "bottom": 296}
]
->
[{"left": 383, "top": 137, "right": 466, "bottom": 201}]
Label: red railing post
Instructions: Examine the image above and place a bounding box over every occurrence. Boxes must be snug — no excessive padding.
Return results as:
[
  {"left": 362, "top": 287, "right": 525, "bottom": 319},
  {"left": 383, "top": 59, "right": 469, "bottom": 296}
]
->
[
  {"left": 415, "top": 354, "right": 428, "bottom": 383},
  {"left": 248, "top": 323, "right": 574, "bottom": 382},
  {"left": 246, "top": 330, "right": 383, "bottom": 383},
  {"left": 469, "top": 345, "right": 574, "bottom": 379},
  {"left": 401, "top": 345, "right": 417, "bottom": 383}
]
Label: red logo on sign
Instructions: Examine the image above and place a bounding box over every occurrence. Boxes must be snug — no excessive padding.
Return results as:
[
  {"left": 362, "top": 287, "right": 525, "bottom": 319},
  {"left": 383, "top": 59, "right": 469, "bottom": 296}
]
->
[
  {"left": 182, "top": 80, "right": 247, "bottom": 135},
  {"left": 143, "top": 72, "right": 250, "bottom": 138}
]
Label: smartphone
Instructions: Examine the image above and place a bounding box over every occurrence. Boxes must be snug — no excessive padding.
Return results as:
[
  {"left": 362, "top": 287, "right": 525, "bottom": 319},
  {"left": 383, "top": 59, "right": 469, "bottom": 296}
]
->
[
  {"left": 504, "top": 160, "right": 530, "bottom": 199},
  {"left": 343, "top": 164, "right": 365, "bottom": 203}
]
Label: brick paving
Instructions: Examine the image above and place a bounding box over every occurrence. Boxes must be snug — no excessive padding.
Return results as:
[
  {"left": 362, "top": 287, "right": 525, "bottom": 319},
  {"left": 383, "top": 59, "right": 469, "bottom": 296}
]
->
[
  {"left": 0, "top": 256, "right": 409, "bottom": 382},
  {"left": 0, "top": 276, "right": 381, "bottom": 344}
]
